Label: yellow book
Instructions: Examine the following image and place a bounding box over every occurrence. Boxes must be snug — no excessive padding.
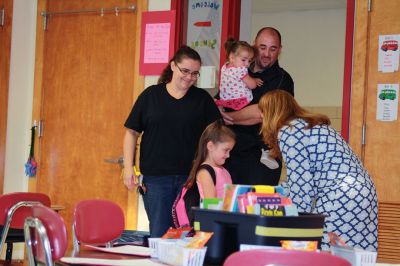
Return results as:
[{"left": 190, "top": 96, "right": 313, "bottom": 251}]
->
[{"left": 253, "top": 185, "right": 275, "bottom": 194}]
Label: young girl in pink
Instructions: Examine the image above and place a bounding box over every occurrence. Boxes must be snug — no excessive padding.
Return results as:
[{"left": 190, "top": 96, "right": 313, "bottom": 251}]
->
[
  {"left": 172, "top": 121, "right": 235, "bottom": 228},
  {"left": 192, "top": 120, "right": 235, "bottom": 198}
]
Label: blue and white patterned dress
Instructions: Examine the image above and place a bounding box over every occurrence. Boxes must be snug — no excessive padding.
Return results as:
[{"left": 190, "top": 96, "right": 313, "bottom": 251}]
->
[{"left": 278, "top": 118, "right": 378, "bottom": 251}]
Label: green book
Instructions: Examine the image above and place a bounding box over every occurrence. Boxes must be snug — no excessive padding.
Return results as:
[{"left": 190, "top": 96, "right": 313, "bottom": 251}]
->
[{"left": 200, "top": 198, "right": 223, "bottom": 210}]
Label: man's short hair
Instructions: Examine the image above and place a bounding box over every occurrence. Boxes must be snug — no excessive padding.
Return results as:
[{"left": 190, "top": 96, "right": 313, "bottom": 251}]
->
[{"left": 255, "top": 27, "right": 282, "bottom": 45}]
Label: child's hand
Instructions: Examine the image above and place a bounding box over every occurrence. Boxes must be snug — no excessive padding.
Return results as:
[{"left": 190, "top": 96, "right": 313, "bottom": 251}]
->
[{"left": 255, "top": 78, "right": 263, "bottom": 87}]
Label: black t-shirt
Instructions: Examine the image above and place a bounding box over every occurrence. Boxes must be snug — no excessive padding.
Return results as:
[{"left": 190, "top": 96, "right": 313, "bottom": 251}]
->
[{"left": 124, "top": 83, "right": 221, "bottom": 176}]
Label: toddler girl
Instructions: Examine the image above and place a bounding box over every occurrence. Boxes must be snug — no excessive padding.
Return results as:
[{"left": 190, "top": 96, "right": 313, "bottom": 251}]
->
[{"left": 215, "top": 37, "right": 262, "bottom": 111}]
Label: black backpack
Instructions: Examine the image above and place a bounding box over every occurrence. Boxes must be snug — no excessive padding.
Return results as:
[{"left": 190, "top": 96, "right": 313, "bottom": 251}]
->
[{"left": 172, "top": 164, "right": 216, "bottom": 228}]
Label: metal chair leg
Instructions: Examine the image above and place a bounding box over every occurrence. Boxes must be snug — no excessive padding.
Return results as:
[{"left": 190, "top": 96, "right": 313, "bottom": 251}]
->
[{"left": 5, "top": 242, "right": 13, "bottom": 262}]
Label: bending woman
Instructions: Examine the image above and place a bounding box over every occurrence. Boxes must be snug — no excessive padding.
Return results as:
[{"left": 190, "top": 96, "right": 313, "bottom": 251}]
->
[{"left": 258, "top": 89, "right": 378, "bottom": 251}]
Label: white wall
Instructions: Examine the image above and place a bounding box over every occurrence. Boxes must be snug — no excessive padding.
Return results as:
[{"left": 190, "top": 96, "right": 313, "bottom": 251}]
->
[
  {"left": 240, "top": 0, "right": 252, "bottom": 43},
  {"left": 251, "top": 8, "right": 346, "bottom": 107},
  {"left": 4, "top": 0, "right": 37, "bottom": 193}
]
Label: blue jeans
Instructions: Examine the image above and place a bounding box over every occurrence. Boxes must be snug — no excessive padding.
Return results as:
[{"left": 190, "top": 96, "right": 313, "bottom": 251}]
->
[{"left": 142, "top": 175, "right": 187, "bottom": 237}]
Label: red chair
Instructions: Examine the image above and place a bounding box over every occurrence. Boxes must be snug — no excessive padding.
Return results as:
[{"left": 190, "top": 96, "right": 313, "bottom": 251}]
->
[
  {"left": 0, "top": 192, "right": 51, "bottom": 262},
  {"left": 72, "top": 199, "right": 125, "bottom": 252},
  {"left": 24, "top": 205, "right": 68, "bottom": 266},
  {"left": 223, "top": 249, "right": 351, "bottom": 266}
]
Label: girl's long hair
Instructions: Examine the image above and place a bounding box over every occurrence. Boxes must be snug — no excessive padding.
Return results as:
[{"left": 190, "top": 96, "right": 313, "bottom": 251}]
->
[
  {"left": 185, "top": 120, "right": 235, "bottom": 188},
  {"left": 158, "top": 45, "right": 202, "bottom": 84},
  {"left": 258, "top": 90, "right": 330, "bottom": 159}
]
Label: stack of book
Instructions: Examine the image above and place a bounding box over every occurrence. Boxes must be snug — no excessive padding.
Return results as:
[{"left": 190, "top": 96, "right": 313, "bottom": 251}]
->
[{"left": 221, "top": 184, "right": 299, "bottom": 216}]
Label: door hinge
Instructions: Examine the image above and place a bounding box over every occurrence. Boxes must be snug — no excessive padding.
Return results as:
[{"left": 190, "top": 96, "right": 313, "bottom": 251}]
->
[
  {"left": 1, "top": 6, "right": 5, "bottom": 27},
  {"left": 361, "top": 124, "right": 366, "bottom": 145},
  {"left": 38, "top": 120, "right": 44, "bottom": 138},
  {"left": 368, "top": 0, "right": 372, "bottom": 12}
]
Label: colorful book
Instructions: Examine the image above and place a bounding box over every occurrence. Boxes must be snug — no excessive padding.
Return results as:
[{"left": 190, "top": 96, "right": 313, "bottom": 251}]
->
[
  {"left": 246, "top": 192, "right": 280, "bottom": 206},
  {"left": 253, "top": 185, "right": 285, "bottom": 196},
  {"left": 222, "top": 184, "right": 254, "bottom": 212},
  {"left": 253, "top": 203, "right": 299, "bottom": 216},
  {"left": 253, "top": 185, "right": 275, "bottom": 194},
  {"left": 200, "top": 198, "right": 223, "bottom": 210},
  {"left": 237, "top": 195, "right": 249, "bottom": 213},
  {"left": 257, "top": 197, "right": 282, "bottom": 205}
]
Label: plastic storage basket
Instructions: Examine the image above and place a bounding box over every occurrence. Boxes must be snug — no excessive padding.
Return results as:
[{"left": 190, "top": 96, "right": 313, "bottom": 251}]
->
[
  {"left": 157, "top": 240, "right": 207, "bottom": 266},
  {"left": 148, "top": 238, "right": 162, "bottom": 258},
  {"left": 149, "top": 238, "right": 181, "bottom": 258},
  {"left": 331, "top": 245, "right": 377, "bottom": 266}
]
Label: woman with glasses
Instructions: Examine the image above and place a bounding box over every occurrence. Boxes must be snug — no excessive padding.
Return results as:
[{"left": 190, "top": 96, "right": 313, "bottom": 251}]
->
[{"left": 123, "top": 46, "right": 221, "bottom": 237}]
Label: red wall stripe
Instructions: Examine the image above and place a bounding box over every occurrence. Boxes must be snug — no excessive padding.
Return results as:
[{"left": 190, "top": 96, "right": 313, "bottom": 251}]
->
[{"left": 341, "top": 0, "right": 355, "bottom": 141}]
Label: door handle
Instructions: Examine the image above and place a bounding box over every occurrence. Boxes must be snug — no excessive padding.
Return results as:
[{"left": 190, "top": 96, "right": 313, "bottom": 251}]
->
[{"left": 104, "top": 156, "right": 124, "bottom": 167}]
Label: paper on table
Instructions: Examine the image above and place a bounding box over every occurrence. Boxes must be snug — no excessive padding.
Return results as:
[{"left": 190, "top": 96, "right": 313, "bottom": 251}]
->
[
  {"left": 84, "top": 244, "right": 153, "bottom": 257},
  {"left": 60, "top": 257, "right": 165, "bottom": 266}
]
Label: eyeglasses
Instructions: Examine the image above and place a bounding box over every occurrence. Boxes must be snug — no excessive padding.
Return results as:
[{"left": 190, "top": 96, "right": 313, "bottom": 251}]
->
[{"left": 175, "top": 63, "right": 201, "bottom": 79}]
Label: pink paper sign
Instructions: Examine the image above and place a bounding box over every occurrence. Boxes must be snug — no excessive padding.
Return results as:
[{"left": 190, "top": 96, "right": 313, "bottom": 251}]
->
[{"left": 144, "top": 23, "right": 171, "bottom": 63}]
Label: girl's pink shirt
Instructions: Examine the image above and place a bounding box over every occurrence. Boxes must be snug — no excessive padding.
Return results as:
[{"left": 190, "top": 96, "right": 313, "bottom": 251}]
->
[{"left": 197, "top": 166, "right": 232, "bottom": 198}]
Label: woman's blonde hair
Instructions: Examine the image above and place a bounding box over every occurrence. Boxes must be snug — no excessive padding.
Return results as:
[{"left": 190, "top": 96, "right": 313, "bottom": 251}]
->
[{"left": 258, "top": 90, "right": 330, "bottom": 159}]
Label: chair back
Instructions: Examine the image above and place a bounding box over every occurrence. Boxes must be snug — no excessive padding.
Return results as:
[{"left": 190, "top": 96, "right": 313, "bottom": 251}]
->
[
  {"left": 24, "top": 205, "right": 68, "bottom": 266},
  {"left": 0, "top": 192, "right": 51, "bottom": 228},
  {"left": 0, "top": 192, "right": 51, "bottom": 259},
  {"left": 223, "top": 249, "right": 351, "bottom": 266},
  {"left": 73, "top": 199, "right": 125, "bottom": 251}
]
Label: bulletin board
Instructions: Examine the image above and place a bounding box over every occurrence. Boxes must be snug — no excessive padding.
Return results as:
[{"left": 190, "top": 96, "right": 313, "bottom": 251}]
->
[{"left": 139, "top": 10, "right": 176, "bottom": 75}]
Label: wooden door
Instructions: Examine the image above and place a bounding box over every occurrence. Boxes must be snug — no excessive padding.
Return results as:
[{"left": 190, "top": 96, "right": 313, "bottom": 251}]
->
[
  {"left": 0, "top": 0, "right": 13, "bottom": 193},
  {"left": 363, "top": 0, "right": 400, "bottom": 262},
  {"left": 33, "top": 0, "right": 142, "bottom": 235}
]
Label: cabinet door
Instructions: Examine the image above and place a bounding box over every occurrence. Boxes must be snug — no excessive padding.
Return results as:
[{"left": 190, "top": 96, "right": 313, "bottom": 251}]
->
[{"left": 363, "top": 0, "right": 400, "bottom": 262}]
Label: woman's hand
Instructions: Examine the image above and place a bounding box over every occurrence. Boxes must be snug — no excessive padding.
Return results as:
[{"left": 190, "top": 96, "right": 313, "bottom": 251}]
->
[
  {"left": 123, "top": 167, "right": 137, "bottom": 191},
  {"left": 123, "top": 129, "right": 140, "bottom": 191}
]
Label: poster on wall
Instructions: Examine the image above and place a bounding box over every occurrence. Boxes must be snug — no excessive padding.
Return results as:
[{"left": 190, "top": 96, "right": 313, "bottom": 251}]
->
[
  {"left": 139, "top": 10, "right": 176, "bottom": 75},
  {"left": 186, "top": 0, "right": 223, "bottom": 67},
  {"left": 376, "top": 84, "right": 399, "bottom": 121},
  {"left": 378, "top": 34, "right": 399, "bottom": 73}
]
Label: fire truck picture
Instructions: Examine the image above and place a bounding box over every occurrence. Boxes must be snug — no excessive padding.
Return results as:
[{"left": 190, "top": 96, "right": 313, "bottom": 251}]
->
[{"left": 381, "top": 40, "right": 398, "bottom": 52}]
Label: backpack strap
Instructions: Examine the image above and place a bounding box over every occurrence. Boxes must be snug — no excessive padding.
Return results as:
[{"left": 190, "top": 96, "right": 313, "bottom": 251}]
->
[
  {"left": 172, "top": 164, "right": 217, "bottom": 229},
  {"left": 198, "top": 164, "right": 216, "bottom": 185}
]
